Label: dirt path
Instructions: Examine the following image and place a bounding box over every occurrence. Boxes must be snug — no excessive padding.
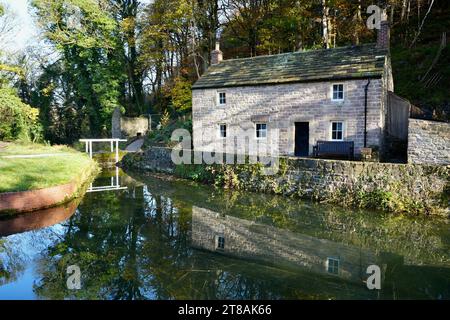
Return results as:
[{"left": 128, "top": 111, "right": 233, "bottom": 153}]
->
[{"left": 125, "top": 138, "right": 144, "bottom": 152}]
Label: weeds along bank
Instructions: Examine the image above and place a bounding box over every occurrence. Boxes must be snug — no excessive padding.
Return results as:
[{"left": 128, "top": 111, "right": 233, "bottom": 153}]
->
[{"left": 120, "top": 147, "right": 450, "bottom": 216}]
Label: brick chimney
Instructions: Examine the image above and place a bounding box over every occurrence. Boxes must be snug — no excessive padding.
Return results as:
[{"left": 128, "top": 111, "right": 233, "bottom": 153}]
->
[
  {"left": 211, "top": 42, "right": 223, "bottom": 65},
  {"left": 377, "top": 10, "right": 390, "bottom": 50}
]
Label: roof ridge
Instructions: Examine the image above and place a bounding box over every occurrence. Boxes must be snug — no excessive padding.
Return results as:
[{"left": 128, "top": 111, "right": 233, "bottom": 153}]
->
[
  {"left": 193, "top": 42, "right": 387, "bottom": 89},
  {"left": 221, "top": 43, "right": 379, "bottom": 63}
]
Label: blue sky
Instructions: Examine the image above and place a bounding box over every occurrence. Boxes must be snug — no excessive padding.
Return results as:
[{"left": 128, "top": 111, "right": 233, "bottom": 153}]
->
[
  {"left": 2, "top": 0, "right": 154, "bottom": 53},
  {"left": 1, "top": 0, "right": 38, "bottom": 52}
]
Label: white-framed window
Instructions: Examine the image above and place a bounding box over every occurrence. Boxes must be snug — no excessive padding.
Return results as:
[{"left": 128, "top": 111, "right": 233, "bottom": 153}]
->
[
  {"left": 256, "top": 123, "right": 267, "bottom": 139},
  {"left": 217, "top": 92, "right": 226, "bottom": 105},
  {"left": 330, "top": 121, "right": 344, "bottom": 141},
  {"left": 219, "top": 123, "right": 227, "bottom": 138},
  {"left": 331, "top": 84, "right": 344, "bottom": 101},
  {"left": 215, "top": 235, "right": 225, "bottom": 250},
  {"left": 327, "top": 257, "right": 340, "bottom": 274}
]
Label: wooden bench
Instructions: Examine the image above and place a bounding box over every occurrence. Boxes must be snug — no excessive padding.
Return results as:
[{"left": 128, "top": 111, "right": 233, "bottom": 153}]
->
[{"left": 313, "top": 141, "right": 354, "bottom": 160}]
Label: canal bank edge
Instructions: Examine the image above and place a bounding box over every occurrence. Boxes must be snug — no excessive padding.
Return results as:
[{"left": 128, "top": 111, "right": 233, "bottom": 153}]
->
[
  {"left": 0, "top": 160, "right": 99, "bottom": 215},
  {"left": 120, "top": 147, "right": 450, "bottom": 216}
]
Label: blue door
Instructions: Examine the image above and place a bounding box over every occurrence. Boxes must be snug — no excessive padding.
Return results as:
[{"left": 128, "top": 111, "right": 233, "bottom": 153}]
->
[{"left": 295, "top": 122, "right": 309, "bottom": 157}]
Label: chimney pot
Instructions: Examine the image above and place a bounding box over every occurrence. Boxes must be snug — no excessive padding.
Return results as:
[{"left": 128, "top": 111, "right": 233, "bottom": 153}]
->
[{"left": 211, "top": 42, "right": 223, "bottom": 65}]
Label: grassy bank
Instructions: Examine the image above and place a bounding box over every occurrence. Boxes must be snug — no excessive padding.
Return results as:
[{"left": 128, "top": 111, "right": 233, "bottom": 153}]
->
[{"left": 0, "top": 142, "right": 98, "bottom": 193}]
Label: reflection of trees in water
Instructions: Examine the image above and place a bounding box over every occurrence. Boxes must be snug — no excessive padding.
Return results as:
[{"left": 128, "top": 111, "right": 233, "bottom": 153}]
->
[
  {"left": 34, "top": 187, "right": 148, "bottom": 299},
  {"left": 32, "top": 180, "right": 338, "bottom": 299},
  {"left": 0, "top": 239, "right": 25, "bottom": 286},
  {"left": 137, "top": 173, "right": 449, "bottom": 267},
  {"left": 1, "top": 226, "right": 67, "bottom": 287},
  {"left": 178, "top": 186, "right": 449, "bottom": 266},
  {"left": 32, "top": 183, "right": 208, "bottom": 299},
  {"left": 27, "top": 172, "right": 450, "bottom": 299}
]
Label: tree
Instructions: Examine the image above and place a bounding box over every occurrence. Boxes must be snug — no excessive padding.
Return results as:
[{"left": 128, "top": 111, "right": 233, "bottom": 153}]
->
[
  {"left": 0, "top": 2, "right": 17, "bottom": 49},
  {"left": 165, "top": 76, "right": 192, "bottom": 113},
  {"left": 0, "top": 4, "right": 42, "bottom": 142},
  {"left": 110, "top": 0, "right": 145, "bottom": 115},
  {"left": 139, "top": 0, "right": 194, "bottom": 112},
  {"left": 0, "top": 87, "right": 43, "bottom": 142},
  {"left": 32, "top": 0, "right": 125, "bottom": 140},
  {"left": 194, "top": 0, "right": 221, "bottom": 70},
  {"left": 19, "top": 0, "right": 448, "bottom": 142}
]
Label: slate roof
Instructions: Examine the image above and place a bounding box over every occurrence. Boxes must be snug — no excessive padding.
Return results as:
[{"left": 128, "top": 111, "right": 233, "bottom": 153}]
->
[{"left": 192, "top": 43, "right": 388, "bottom": 89}]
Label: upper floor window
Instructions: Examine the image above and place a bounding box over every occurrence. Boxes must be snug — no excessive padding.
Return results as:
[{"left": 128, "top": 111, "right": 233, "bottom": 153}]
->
[
  {"left": 332, "top": 84, "right": 344, "bottom": 101},
  {"left": 331, "top": 121, "right": 344, "bottom": 141},
  {"left": 256, "top": 123, "right": 267, "bottom": 139},
  {"left": 219, "top": 124, "right": 227, "bottom": 138},
  {"left": 218, "top": 92, "right": 226, "bottom": 105}
]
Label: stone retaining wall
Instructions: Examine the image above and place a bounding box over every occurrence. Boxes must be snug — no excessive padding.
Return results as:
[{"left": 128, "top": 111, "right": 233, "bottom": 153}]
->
[
  {"left": 0, "top": 200, "right": 79, "bottom": 236},
  {"left": 0, "top": 182, "right": 77, "bottom": 213},
  {"left": 0, "top": 162, "right": 98, "bottom": 215},
  {"left": 121, "top": 147, "right": 450, "bottom": 215},
  {"left": 408, "top": 119, "right": 450, "bottom": 165},
  {"left": 112, "top": 107, "right": 150, "bottom": 139}
]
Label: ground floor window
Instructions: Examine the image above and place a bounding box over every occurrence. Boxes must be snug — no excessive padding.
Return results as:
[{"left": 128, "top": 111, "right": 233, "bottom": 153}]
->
[
  {"left": 331, "top": 121, "right": 344, "bottom": 141},
  {"left": 256, "top": 123, "right": 267, "bottom": 139},
  {"left": 327, "top": 257, "right": 340, "bottom": 274},
  {"left": 219, "top": 124, "right": 227, "bottom": 138},
  {"left": 215, "top": 235, "right": 225, "bottom": 250}
]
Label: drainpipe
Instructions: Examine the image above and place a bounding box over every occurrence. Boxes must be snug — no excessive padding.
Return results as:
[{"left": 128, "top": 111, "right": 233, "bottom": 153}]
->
[{"left": 364, "top": 79, "right": 371, "bottom": 148}]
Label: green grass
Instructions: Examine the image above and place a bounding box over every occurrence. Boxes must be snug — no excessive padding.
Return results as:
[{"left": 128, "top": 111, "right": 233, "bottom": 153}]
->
[
  {"left": 0, "top": 143, "right": 97, "bottom": 193},
  {"left": 0, "top": 142, "right": 76, "bottom": 156}
]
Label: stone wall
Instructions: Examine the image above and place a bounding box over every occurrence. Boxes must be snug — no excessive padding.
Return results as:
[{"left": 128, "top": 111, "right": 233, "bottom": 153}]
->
[
  {"left": 122, "top": 146, "right": 176, "bottom": 173},
  {"left": 121, "top": 116, "right": 149, "bottom": 137},
  {"left": 192, "top": 79, "right": 386, "bottom": 156},
  {"left": 112, "top": 107, "right": 121, "bottom": 138},
  {"left": 120, "top": 147, "right": 450, "bottom": 215},
  {"left": 408, "top": 119, "right": 450, "bottom": 165},
  {"left": 111, "top": 107, "right": 150, "bottom": 139}
]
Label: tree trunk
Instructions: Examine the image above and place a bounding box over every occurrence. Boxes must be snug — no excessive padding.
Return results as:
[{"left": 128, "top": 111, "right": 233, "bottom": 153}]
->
[
  {"left": 401, "top": 0, "right": 408, "bottom": 22},
  {"left": 322, "top": 0, "right": 330, "bottom": 48}
]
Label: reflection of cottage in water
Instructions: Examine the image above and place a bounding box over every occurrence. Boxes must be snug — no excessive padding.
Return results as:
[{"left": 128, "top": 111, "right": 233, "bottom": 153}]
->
[
  {"left": 191, "top": 206, "right": 381, "bottom": 283},
  {"left": 191, "top": 206, "right": 450, "bottom": 298}
]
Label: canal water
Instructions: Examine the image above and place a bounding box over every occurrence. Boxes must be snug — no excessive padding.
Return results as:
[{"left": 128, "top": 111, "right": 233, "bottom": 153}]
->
[{"left": 0, "top": 168, "right": 449, "bottom": 299}]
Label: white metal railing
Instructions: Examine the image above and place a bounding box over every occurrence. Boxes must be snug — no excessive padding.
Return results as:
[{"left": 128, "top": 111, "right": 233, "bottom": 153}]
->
[
  {"left": 86, "top": 163, "right": 127, "bottom": 193},
  {"left": 79, "top": 138, "right": 127, "bottom": 162},
  {"left": 80, "top": 138, "right": 128, "bottom": 193}
]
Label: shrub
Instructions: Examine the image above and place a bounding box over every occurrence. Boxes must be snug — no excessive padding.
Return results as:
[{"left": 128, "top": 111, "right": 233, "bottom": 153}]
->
[
  {"left": 0, "top": 88, "right": 43, "bottom": 142},
  {"left": 174, "top": 164, "right": 214, "bottom": 183},
  {"left": 144, "top": 115, "right": 192, "bottom": 148}
]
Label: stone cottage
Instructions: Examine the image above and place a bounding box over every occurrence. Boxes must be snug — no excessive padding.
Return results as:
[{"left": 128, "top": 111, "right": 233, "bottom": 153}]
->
[{"left": 192, "top": 21, "right": 398, "bottom": 159}]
